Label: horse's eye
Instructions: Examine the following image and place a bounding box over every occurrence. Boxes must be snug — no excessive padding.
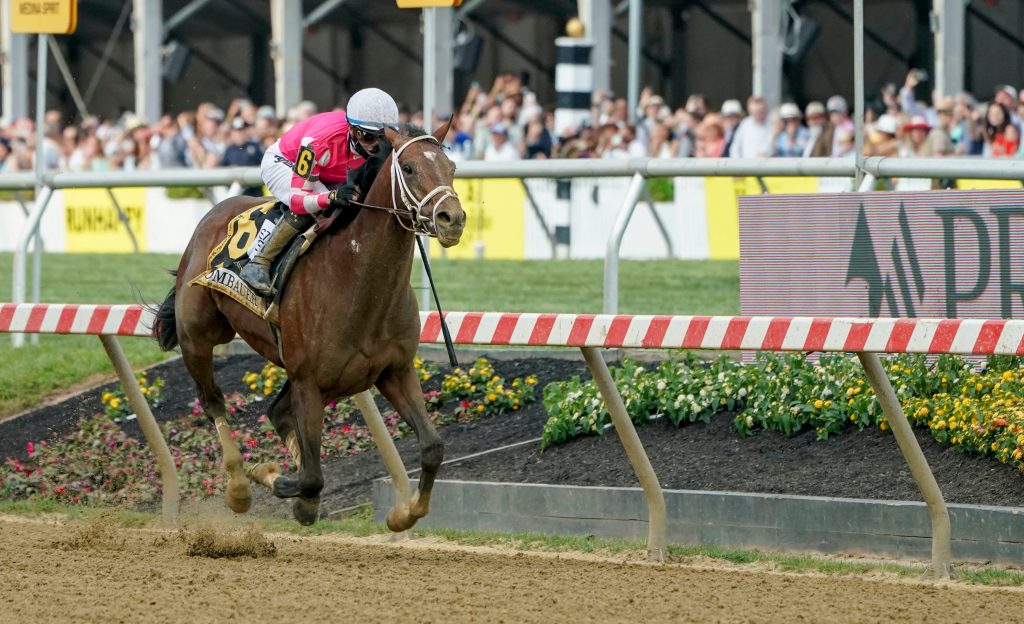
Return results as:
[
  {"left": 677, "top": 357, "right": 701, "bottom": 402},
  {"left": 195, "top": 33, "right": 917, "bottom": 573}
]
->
[{"left": 402, "top": 164, "right": 413, "bottom": 175}]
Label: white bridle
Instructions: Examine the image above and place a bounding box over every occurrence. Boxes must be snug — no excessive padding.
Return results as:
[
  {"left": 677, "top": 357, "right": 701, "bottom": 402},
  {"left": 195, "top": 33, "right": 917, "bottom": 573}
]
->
[{"left": 389, "top": 134, "right": 459, "bottom": 237}]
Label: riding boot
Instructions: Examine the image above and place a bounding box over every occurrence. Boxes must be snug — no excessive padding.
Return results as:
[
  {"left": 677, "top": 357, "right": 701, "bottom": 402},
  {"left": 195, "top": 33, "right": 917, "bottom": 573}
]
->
[{"left": 239, "top": 211, "right": 313, "bottom": 296}]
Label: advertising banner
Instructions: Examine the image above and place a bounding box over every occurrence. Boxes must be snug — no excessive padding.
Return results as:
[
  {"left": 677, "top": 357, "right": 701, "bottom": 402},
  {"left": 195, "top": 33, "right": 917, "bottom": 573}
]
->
[
  {"left": 740, "top": 190, "right": 1024, "bottom": 318},
  {"left": 64, "top": 188, "right": 147, "bottom": 253},
  {"left": 440, "top": 178, "right": 525, "bottom": 259}
]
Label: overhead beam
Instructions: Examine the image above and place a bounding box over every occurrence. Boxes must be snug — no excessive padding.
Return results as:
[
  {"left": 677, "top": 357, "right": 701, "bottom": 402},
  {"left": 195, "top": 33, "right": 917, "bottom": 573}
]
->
[
  {"left": 303, "top": 0, "right": 349, "bottom": 29},
  {"left": 818, "top": 0, "right": 912, "bottom": 64},
  {"left": 163, "top": 0, "right": 217, "bottom": 39},
  {"left": 752, "top": 0, "right": 783, "bottom": 109}
]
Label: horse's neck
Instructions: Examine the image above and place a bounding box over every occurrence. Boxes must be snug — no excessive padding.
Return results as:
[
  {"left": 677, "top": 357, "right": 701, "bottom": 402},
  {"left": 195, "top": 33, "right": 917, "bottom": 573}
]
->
[{"left": 318, "top": 162, "right": 415, "bottom": 291}]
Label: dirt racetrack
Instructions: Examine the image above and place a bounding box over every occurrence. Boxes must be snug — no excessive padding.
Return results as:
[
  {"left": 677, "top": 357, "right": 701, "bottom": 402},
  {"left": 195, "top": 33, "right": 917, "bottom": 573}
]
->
[{"left": 2, "top": 514, "right": 1022, "bottom": 624}]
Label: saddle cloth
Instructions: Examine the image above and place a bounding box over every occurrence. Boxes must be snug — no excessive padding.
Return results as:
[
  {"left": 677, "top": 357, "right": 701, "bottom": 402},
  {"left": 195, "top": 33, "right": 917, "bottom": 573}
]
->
[{"left": 187, "top": 200, "right": 285, "bottom": 319}]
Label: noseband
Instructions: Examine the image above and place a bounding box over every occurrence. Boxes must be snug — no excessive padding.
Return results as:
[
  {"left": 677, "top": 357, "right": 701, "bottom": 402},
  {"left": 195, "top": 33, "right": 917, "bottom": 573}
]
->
[{"left": 349, "top": 134, "right": 458, "bottom": 237}]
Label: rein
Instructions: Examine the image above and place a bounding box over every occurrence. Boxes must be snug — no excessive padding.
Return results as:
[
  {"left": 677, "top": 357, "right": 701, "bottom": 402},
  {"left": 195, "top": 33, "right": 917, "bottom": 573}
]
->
[{"left": 347, "top": 134, "right": 458, "bottom": 238}]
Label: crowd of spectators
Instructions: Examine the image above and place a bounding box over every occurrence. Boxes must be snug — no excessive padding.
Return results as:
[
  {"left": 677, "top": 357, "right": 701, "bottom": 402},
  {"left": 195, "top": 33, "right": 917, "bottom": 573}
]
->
[{"left": 2, "top": 68, "right": 1022, "bottom": 174}]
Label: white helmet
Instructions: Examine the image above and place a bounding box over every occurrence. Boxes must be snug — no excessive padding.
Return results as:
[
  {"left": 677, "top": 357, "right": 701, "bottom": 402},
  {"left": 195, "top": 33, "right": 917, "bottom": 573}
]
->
[{"left": 347, "top": 88, "right": 399, "bottom": 132}]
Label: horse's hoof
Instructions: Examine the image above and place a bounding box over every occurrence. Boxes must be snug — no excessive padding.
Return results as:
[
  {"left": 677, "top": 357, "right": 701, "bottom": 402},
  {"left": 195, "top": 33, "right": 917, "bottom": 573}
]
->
[
  {"left": 225, "top": 477, "right": 252, "bottom": 514},
  {"left": 386, "top": 504, "right": 418, "bottom": 533},
  {"left": 272, "top": 475, "right": 300, "bottom": 498},
  {"left": 292, "top": 497, "right": 320, "bottom": 526}
]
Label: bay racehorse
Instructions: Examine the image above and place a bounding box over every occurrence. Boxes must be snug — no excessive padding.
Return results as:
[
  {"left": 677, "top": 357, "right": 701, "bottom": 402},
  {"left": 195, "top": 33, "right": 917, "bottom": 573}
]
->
[{"left": 151, "top": 122, "right": 465, "bottom": 528}]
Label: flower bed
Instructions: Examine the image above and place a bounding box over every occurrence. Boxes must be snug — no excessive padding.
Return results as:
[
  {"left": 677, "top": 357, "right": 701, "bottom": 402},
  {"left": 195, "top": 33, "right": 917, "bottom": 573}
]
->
[
  {"left": 542, "top": 352, "right": 1024, "bottom": 475},
  {"left": 0, "top": 357, "right": 536, "bottom": 505}
]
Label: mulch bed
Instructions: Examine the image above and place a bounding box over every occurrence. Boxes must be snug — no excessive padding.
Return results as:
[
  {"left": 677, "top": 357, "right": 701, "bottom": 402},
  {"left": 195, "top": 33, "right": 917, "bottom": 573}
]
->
[{"left": 2, "top": 352, "right": 1022, "bottom": 518}]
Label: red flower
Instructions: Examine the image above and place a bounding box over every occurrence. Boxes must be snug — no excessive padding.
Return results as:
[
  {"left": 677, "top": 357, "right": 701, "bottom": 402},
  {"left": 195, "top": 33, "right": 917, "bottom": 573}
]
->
[
  {"left": 246, "top": 438, "right": 258, "bottom": 448},
  {"left": 26, "top": 441, "right": 35, "bottom": 455},
  {"left": 342, "top": 425, "right": 352, "bottom": 434}
]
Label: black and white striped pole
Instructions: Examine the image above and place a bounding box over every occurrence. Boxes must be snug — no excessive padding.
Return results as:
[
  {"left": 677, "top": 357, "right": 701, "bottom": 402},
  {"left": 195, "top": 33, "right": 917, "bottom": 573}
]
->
[{"left": 554, "top": 26, "right": 593, "bottom": 139}]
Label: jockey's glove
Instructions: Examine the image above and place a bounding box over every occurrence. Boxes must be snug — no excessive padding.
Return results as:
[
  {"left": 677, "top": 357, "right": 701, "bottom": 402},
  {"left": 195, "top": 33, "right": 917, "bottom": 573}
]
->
[{"left": 331, "top": 182, "right": 360, "bottom": 208}]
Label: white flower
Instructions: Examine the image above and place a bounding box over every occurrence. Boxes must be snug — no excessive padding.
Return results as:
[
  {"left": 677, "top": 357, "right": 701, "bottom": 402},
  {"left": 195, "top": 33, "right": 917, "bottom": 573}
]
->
[
  {"left": 657, "top": 380, "right": 667, "bottom": 391},
  {"left": 745, "top": 415, "right": 754, "bottom": 428}
]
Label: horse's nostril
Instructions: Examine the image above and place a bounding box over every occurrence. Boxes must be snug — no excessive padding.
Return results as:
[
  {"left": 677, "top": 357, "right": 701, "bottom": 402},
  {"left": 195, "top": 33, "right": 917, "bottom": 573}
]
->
[{"left": 437, "top": 210, "right": 452, "bottom": 225}]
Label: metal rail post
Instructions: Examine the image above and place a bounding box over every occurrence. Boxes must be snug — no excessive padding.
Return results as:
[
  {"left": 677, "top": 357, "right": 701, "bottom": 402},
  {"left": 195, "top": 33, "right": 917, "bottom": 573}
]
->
[
  {"left": 857, "top": 352, "right": 952, "bottom": 578},
  {"left": 581, "top": 346, "right": 667, "bottom": 561},
  {"left": 98, "top": 335, "right": 179, "bottom": 526},
  {"left": 604, "top": 172, "right": 646, "bottom": 314},
  {"left": 11, "top": 186, "right": 52, "bottom": 347},
  {"left": 353, "top": 390, "right": 412, "bottom": 530}
]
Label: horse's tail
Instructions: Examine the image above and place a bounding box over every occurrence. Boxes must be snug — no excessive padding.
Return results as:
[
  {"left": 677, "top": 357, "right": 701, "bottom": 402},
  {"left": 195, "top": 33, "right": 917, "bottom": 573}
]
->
[{"left": 150, "top": 270, "right": 179, "bottom": 351}]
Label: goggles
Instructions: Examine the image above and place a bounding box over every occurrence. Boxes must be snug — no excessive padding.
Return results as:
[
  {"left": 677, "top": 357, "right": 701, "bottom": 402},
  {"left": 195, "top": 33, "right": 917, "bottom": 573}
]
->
[{"left": 351, "top": 125, "right": 384, "bottom": 145}]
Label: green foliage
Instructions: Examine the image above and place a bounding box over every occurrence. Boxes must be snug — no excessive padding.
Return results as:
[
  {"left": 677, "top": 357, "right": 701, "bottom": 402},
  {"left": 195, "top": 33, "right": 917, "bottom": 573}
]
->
[
  {"left": 645, "top": 177, "right": 674, "bottom": 202},
  {"left": 542, "top": 352, "right": 1024, "bottom": 475},
  {"left": 164, "top": 186, "right": 205, "bottom": 200}
]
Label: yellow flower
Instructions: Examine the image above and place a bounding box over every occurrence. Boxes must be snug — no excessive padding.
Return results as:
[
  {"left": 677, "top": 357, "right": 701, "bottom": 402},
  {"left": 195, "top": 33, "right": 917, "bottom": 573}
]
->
[
  {"left": 935, "top": 420, "right": 946, "bottom": 430},
  {"left": 976, "top": 383, "right": 984, "bottom": 392},
  {"left": 890, "top": 364, "right": 900, "bottom": 372},
  {"left": 486, "top": 393, "right": 497, "bottom": 403},
  {"left": 917, "top": 406, "right": 929, "bottom": 417},
  {"left": 991, "top": 442, "right": 1000, "bottom": 452},
  {"left": 101, "top": 392, "right": 113, "bottom": 403},
  {"left": 477, "top": 404, "right": 485, "bottom": 412},
  {"left": 814, "top": 400, "right": 824, "bottom": 409},
  {"left": 848, "top": 398, "right": 855, "bottom": 406},
  {"left": 140, "top": 387, "right": 148, "bottom": 396},
  {"left": 1012, "top": 449, "right": 1023, "bottom": 461},
  {"left": 109, "top": 397, "right": 122, "bottom": 409},
  {"left": 846, "top": 388, "right": 856, "bottom": 397},
  {"left": 880, "top": 421, "right": 888, "bottom": 431},
  {"left": 824, "top": 400, "right": 832, "bottom": 407}
]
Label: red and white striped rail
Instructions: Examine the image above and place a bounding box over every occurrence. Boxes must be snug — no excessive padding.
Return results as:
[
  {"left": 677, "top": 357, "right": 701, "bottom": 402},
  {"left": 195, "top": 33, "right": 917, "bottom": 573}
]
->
[{"left": 3, "top": 303, "right": 1024, "bottom": 355}]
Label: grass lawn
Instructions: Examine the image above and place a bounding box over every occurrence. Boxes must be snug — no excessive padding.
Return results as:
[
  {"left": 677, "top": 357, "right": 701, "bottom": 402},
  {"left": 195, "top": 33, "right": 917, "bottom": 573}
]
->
[{"left": 0, "top": 252, "right": 739, "bottom": 418}]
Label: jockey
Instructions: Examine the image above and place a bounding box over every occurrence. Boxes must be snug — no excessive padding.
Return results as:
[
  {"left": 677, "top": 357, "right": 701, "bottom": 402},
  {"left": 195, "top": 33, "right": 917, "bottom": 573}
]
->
[{"left": 239, "top": 87, "right": 399, "bottom": 295}]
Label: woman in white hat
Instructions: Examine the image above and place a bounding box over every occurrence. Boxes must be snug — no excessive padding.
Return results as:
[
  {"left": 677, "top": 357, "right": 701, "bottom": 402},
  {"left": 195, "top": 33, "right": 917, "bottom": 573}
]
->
[{"left": 771, "top": 102, "right": 809, "bottom": 157}]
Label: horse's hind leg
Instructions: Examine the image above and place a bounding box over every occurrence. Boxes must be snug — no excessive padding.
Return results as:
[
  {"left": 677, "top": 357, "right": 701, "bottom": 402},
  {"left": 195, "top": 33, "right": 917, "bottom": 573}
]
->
[
  {"left": 375, "top": 364, "right": 444, "bottom": 532},
  {"left": 247, "top": 380, "right": 303, "bottom": 489},
  {"left": 177, "top": 303, "right": 251, "bottom": 513},
  {"left": 260, "top": 378, "right": 325, "bottom": 525}
]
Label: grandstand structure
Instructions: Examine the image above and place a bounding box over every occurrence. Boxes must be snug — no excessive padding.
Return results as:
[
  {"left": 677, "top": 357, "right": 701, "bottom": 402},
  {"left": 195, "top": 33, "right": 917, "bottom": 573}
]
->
[{"left": 2, "top": 1, "right": 1022, "bottom": 124}]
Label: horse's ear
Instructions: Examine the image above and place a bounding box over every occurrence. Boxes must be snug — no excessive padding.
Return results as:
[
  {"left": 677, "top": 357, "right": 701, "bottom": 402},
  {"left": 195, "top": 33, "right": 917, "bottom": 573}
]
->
[
  {"left": 432, "top": 116, "right": 453, "bottom": 144},
  {"left": 385, "top": 126, "right": 408, "bottom": 151}
]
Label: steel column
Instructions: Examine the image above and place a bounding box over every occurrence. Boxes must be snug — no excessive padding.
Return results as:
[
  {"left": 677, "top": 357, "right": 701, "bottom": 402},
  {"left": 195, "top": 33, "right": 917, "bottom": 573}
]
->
[
  {"left": 578, "top": 0, "right": 612, "bottom": 95},
  {"left": 132, "top": 0, "right": 163, "bottom": 123},
  {"left": 933, "top": 0, "right": 965, "bottom": 97},
  {"left": 751, "top": 0, "right": 783, "bottom": 110},
  {"left": 854, "top": 0, "right": 865, "bottom": 189},
  {"left": 1, "top": 1, "right": 30, "bottom": 119},
  {"left": 271, "top": 0, "right": 303, "bottom": 118},
  {"left": 627, "top": 0, "right": 642, "bottom": 124}
]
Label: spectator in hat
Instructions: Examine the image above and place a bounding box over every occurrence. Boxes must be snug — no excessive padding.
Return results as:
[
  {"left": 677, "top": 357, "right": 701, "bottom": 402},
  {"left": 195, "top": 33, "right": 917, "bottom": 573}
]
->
[
  {"left": 771, "top": 102, "right": 809, "bottom": 157},
  {"left": 901, "top": 114, "right": 933, "bottom": 157},
  {"left": 719, "top": 99, "right": 743, "bottom": 155},
  {"left": 926, "top": 97, "right": 956, "bottom": 157},
  {"left": 832, "top": 129, "right": 856, "bottom": 159},
  {"left": 729, "top": 96, "right": 772, "bottom": 158},
  {"left": 803, "top": 101, "right": 828, "bottom": 157},
  {"left": 483, "top": 123, "right": 520, "bottom": 161},
  {"left": 220, "top": 117, "right": 264, "bottom": 196},
  {"left": 983, "top": 101, "right": 1019, "bottom": 157},
  {"left": 827, "top": 95, "right": 855, "bottom": 156},
  {"left": 866, "top": 114, "right": 899, "bottom": 157}
]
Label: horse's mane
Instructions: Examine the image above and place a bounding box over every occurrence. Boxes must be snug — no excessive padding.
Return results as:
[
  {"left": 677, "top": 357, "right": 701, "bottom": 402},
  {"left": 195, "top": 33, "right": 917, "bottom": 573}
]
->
[{"left": 400, "top": 123, "right": 428, "bottom": 138}]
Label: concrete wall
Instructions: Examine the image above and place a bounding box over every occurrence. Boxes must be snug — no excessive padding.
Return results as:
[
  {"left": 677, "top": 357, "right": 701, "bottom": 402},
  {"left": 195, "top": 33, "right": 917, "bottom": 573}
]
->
[{"left": 375, "top": 479, "right": 1024, "bottom": 564}]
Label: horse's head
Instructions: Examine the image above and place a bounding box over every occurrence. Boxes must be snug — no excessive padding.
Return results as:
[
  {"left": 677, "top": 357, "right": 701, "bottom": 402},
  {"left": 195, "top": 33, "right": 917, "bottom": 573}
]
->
[{"left": 383, "top": 121, "right": 466, "bottom": 248}]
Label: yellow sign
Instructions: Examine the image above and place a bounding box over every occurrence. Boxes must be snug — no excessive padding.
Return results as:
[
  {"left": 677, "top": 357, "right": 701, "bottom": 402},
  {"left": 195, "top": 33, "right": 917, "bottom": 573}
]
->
[
  {"left": 396, "top": 0, "right": 463, "bottom": 7},
  {"left": 10, "top": 0, "right": 77, "bottom": 34},
  {"left": 436, "top": 178, "right": 524, "bottom": 259},
  {"left": 64, "top": 188, "right": 147, "bottom": 253}
]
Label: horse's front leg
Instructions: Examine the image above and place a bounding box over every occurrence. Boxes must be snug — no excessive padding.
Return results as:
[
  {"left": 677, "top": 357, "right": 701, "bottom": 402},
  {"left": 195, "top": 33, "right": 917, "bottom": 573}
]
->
[
  {"left": 375, "top": 364, "right": 444, "bottom": 532},
  {"left": 267, "top": 378, "right": 325, "bottom": 525}
]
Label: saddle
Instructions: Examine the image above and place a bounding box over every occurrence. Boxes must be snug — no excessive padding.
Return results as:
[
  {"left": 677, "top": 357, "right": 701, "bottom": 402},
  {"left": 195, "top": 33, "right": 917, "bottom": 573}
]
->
[{"left": 188, "top": 200, "right": 341, "bottom": 326}]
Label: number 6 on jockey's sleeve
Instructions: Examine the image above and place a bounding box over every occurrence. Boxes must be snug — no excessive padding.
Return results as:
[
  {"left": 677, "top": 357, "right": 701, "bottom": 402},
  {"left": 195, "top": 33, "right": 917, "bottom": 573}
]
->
[{"left": 294, "top": 145, "right": 315, "bottom": 179}]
